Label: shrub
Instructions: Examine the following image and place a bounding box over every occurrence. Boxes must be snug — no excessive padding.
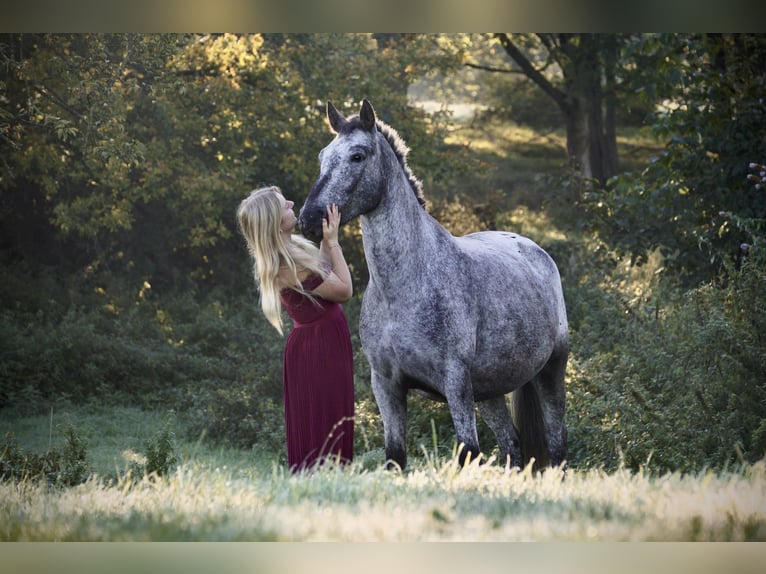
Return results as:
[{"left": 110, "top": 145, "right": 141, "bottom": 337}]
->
[
  {"left": 59, "top": 422, "right": 91, "bottom": 485},
  {"left": 127, "top": 415, "right": 178, "bottom": 478},
  {"left": 182, "top": 376, "right": 286, "bottom": 455},
  {"left": 565, "top": 228, "right": 766, "bottom": 473},
  {"left": 0, "top": 433, "right": 61, "bottom": 484},
  {"left": 0, "top": 423, "right": 90, "bottom": 486}
]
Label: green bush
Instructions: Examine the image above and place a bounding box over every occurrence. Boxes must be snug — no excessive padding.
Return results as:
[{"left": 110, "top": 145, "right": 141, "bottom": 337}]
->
[
  {"left": 0, "top": 423, "right": 90, "bottom": 486},
  {"left": 59, "top": 422, "right": 91, "bottom": 485},
  {"left": 565, "top": 230, "right": 766, "bottom": 473},
  {"left": 0, "top": 433, "right": 61, "bottom": 484},
  {"left": 0, "top": 264, "right": 298, "bottom": 464},
  {"left": 182, "top": 376, "right": 285, "bottom": 455},
  {"left": 126, "top": 415, "right": 178, "bottom": 478}
]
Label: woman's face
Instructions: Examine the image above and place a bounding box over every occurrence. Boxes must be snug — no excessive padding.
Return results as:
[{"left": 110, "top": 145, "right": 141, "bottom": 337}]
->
[{"left": 278, "top": 194, "right": 297, "bottom": 234}]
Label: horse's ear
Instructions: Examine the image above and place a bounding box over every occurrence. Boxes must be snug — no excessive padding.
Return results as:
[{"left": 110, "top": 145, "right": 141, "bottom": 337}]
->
[
  {"left": 360, "top": 99, "right": 376, "bottom": 132},
  {"left": 327, "top": 101, "right": 346, "bottom": 133}
]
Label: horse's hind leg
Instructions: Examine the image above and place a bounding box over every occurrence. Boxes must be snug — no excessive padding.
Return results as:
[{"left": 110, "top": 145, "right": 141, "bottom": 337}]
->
[
  {"left": 477, "top": 396, "right": 523, "bottom": 468},
  {"left": 537, "top": 345, "right": 568, "bottom": 468}
]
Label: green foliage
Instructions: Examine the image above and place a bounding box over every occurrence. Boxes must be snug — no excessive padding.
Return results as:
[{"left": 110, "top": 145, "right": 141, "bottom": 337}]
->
[
  {"left": 482, "top": 76, "right": 565, "bottom": 130},
  {"left": 0, "top": 263, "right": 291, "bottom": 462},
  {"left": 0, "top": 433, "right": 61, "bottom": 484},
  {"left": 0, "top": 33, "right": 466, "bottom": 295},
  {"left": 581, "top": 34, "right": 766, "bottom": 284},
  {"left": 183, "top": 377, "right": 285, "bottom": 456},
  {"left": 565, "top": 225, "right": 766, "bottom": 473},
  {"left": 127, "top": 415, "right": 178, "bottom": 478},
  {"left": 555, "top": 34, "right": 766, "bottom": 472},
  {"left": 0, "top": 296, "right": 196, "bottom": 409},
  {"left": 144, "top": 422, "right": 177, "bottom": 476},
  {"left": 59, "top": 422, "right": 90, "bottom": 485},
  {"left": 0, "top": 423, "right": 90, "bottom": 486}
]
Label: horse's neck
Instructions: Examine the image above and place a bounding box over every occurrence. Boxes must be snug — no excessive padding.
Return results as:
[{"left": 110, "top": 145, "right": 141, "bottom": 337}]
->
[{"left": 361, "top": 176, "right": 445, "bottom": 289}]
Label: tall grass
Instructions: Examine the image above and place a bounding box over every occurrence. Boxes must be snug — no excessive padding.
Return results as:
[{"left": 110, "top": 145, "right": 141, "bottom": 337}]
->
[
  {"left": 3, "top": 404, "right": 764, "bottom": 541},
  {"left": 2, "top": 446, "right": 764, "bottom": 541}
]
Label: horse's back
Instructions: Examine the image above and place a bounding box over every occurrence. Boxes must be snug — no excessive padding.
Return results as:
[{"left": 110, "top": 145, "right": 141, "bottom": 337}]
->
[
  {"left": 458, "top": 230, "right": 566, "bottom": 327},
  {"left": 457, "top": 231, "right": 562, "bottom": 289}
]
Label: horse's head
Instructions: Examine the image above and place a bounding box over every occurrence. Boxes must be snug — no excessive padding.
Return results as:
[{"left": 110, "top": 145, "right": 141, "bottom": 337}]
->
[{"left": 299, "top": 99, "right": 385, "bottom": 243}]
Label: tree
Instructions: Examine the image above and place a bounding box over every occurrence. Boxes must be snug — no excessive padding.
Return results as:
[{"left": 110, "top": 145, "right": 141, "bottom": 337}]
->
[
  {"left": 0, "top": 35, "right": 175, "bottom": 266},
  {"left": 0, "top": 33, "right": 467, "bottom": 293},
  {"left": 583, "top": 33, "right": 766, "bottom": 282},
  {"left": 493, "top": 34, "right": 624, "bottom": 186}
]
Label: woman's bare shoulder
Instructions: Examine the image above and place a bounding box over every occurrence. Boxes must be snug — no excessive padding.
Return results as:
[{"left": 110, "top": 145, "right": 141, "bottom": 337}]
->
[{"left": 277, "top": 265, "right": 312, "bottom": 289}]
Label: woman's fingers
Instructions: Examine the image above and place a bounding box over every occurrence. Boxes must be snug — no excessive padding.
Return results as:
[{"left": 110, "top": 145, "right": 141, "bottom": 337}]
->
[
  {"left": 325, "top": 204, "right": 340, "bottom": 227},
  {"left": 322, "top": 205, "right": 335, "bottom": 242}
]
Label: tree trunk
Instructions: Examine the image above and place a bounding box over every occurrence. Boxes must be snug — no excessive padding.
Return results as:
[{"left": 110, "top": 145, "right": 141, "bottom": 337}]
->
[
  {"left": 496, "top": 33, "right": 621, "bottom": 186},
  {"left": 563, "top": 35, "right": 619, "bottom": 183}
]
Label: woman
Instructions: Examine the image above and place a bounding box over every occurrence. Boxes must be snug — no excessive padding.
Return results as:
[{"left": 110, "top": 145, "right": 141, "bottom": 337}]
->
[{"left": 236, "top": 186, "right": 354, "bottom": 472}]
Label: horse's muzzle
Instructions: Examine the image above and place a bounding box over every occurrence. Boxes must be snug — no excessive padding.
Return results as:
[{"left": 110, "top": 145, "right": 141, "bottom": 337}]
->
[{"left": 298, "top": 207, "right": 324, "bottom": 243}]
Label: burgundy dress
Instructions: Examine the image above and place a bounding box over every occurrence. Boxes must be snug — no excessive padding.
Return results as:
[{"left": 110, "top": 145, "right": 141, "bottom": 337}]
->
[{"left": 280, "top": 274, "right": 354, "bottom": 472}]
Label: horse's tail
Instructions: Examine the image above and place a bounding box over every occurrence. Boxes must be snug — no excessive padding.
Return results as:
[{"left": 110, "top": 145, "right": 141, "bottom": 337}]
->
[{"left": 510, "top": 382, "right": 549, "bottom": 471}]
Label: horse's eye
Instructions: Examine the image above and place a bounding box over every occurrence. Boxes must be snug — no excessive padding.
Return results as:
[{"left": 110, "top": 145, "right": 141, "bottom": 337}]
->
[{"left": 351, "top": 153, "right": 364, "bottom": 162}]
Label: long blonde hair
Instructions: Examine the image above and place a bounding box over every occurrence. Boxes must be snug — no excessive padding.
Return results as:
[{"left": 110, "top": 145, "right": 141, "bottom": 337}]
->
[{"left": 237, "top": 186, "right": 327, "bottom": 334}]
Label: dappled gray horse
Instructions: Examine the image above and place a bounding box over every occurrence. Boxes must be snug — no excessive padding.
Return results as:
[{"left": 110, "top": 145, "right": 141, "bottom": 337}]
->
[{"left": 300, "top": 99, "right": 568, "bottom": 470}]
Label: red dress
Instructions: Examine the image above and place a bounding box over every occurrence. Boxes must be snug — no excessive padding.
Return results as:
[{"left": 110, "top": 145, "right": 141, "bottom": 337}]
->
[{"left": 280, "top": 274, "right": 354, "bottom": 472}]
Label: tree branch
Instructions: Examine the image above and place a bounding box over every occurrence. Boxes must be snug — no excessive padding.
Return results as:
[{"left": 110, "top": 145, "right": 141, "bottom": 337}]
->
[
  {"left": 34, "top": 84, "right": 84, "bottom": 122},
  {"left": 463, "top": 61, "right": 523, "bottom": 74},
  {"left": 494, "top": 33, "right": 568, "bottom": 112}
]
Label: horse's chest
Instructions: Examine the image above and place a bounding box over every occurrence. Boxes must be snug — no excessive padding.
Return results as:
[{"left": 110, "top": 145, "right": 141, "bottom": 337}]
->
[
  {"left": 361, "top": 312, "right": 428, "bottom": 354},
  {"left": 360, "top": 294, "right": 464, "bottom": 378}
]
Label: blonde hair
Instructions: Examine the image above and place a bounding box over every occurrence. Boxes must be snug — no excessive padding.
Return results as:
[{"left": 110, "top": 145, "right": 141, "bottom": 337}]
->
[{"left": 237, "top": 186, "right": 327, "bottom": 334}]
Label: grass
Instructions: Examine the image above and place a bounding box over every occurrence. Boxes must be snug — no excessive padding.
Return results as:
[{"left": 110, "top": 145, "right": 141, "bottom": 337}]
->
[
  {"left": 442, "top": 120, "right": 569, "bottom": 210},
  {"left": 2, "top": 405, "right": 765, "bottom": 541},
  {"left": 1, "top": 404, "right": 181, "bottom": 478}
]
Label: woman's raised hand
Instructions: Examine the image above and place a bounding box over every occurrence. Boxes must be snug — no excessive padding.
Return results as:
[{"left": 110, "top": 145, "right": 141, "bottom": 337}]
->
[{"left": 322, "top": 204, "right": 341, "bottom": 244}]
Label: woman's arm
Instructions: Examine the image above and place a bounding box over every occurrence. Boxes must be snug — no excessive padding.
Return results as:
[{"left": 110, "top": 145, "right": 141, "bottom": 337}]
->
[{"left": 314, "top": 204, "right": 353, "bottom": 303}]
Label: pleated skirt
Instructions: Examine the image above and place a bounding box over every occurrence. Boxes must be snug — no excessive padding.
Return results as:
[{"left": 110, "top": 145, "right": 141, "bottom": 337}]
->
[{"left": 282, "top": 303, "right": 354, "bottom": 472}]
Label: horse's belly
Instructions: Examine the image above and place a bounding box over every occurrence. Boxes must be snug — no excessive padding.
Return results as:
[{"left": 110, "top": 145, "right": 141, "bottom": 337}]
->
[
  {"left": 365, "top": 325, "right": 548, "bottom": 401},
  {"left": 469, "top": 328, "right": 556, "bottom": 398},
  {"left": 470, "top": 361, "right": 544, "bottom": 400},
  {"left": 361, "top": 269, "right": 563, "bottom": 402}
]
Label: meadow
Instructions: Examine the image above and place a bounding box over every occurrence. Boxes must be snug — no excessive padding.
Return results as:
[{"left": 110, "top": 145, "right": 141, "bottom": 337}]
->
[{"left": 2, "top": 405, "right": 765, "bottom": 542}]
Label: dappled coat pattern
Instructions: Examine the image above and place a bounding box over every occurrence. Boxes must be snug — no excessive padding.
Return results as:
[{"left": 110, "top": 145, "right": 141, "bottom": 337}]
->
[{"left": 300, "top": 100, "right": 568, "bottom": 471}]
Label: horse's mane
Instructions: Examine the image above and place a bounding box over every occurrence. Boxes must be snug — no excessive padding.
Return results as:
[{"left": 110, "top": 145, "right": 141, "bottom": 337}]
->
[
  {"left": 376, "top": 120, "right": 427, "bottom": 210},
  {"left": 346, "top": 115, "right": 427, "bottom": 210}
]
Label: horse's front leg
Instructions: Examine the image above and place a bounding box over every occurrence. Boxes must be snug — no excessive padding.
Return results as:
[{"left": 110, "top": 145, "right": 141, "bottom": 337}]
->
[
  {"left": 370, "top": 368, "right": 408, "bottom": 470},
  {"left": 443, "top": 363, "right": 481, "bottom": 466}
]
